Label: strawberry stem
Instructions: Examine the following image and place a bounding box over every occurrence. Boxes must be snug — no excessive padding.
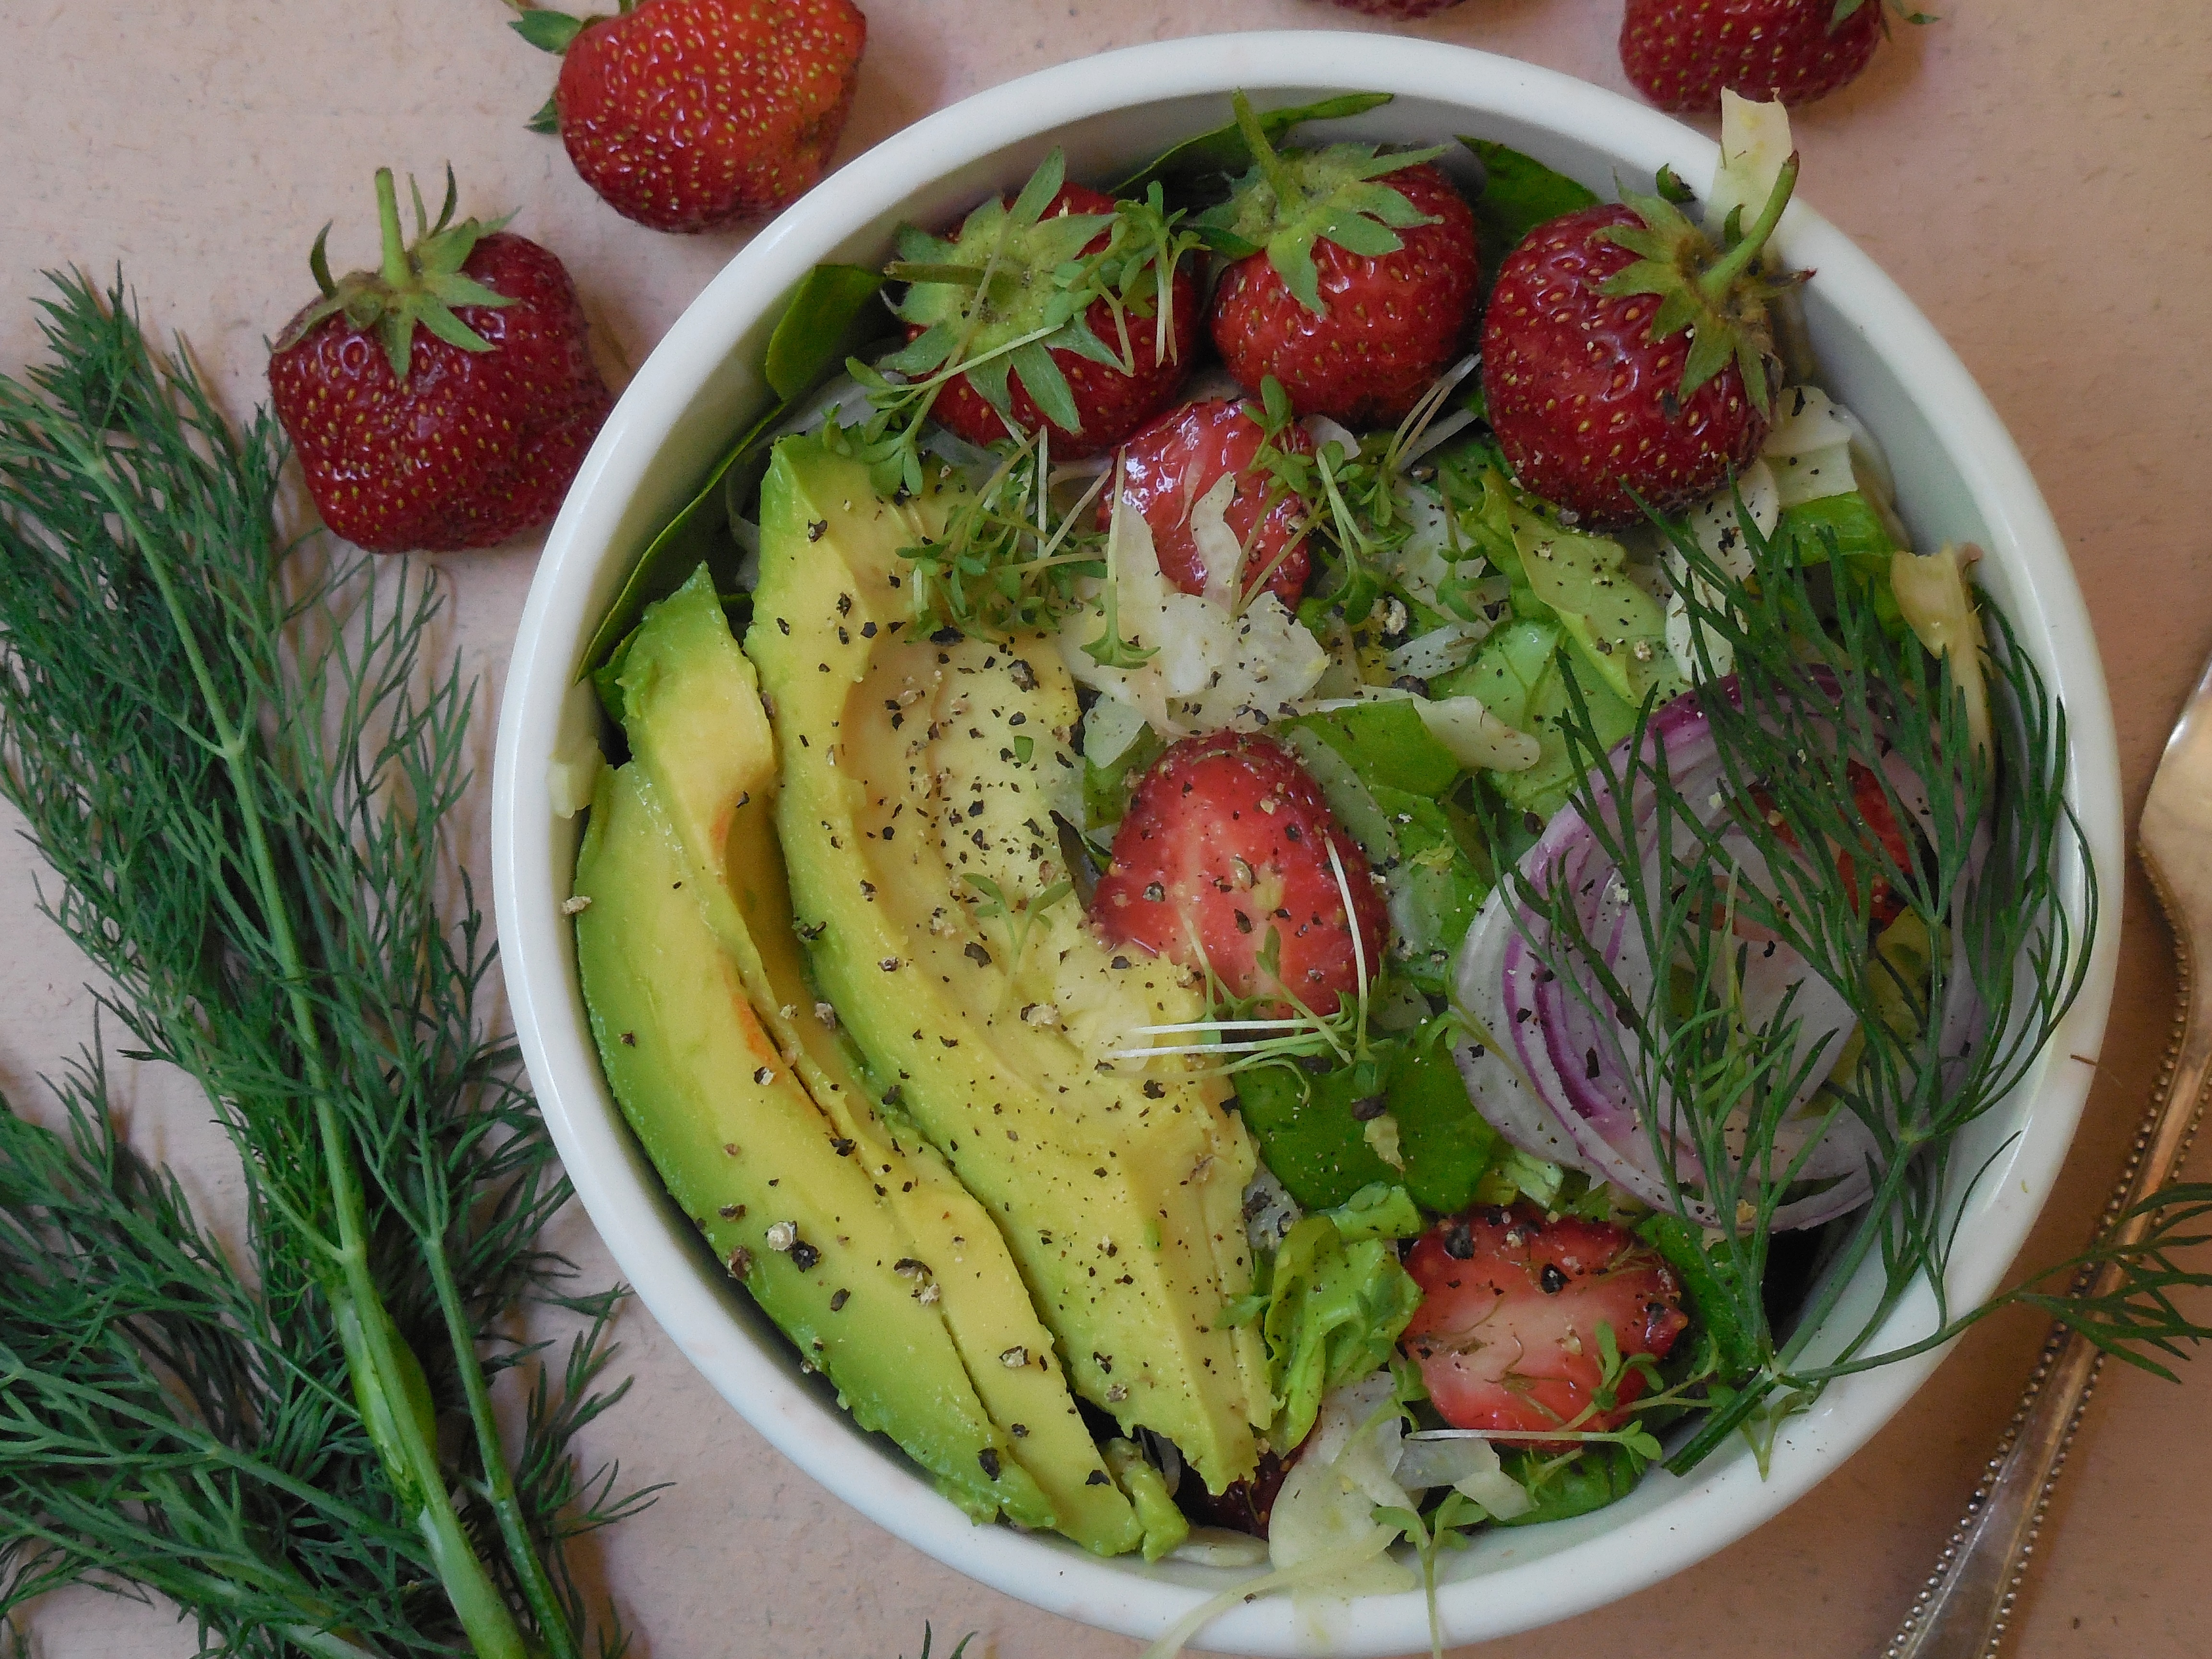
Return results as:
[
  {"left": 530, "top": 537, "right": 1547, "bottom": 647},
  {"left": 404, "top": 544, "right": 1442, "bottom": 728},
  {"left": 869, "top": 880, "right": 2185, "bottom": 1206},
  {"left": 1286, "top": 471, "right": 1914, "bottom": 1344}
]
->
[
  {"left": 1698, "top": 153, "right": 1799, "bottom": 303},
  {"left": 373, "top": 169, "right": 411, "bottom": 291},
  {"left": 1231, "top": 91, "right": 1305, "bottom": 217}
]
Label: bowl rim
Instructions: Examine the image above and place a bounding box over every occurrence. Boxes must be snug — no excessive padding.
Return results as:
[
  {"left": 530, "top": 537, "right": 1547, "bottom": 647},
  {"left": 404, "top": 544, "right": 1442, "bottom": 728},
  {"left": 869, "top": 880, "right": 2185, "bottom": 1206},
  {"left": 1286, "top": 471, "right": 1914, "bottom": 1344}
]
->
[{"left": 491, "top": 30, "right": 2122, "bottom": 1655}]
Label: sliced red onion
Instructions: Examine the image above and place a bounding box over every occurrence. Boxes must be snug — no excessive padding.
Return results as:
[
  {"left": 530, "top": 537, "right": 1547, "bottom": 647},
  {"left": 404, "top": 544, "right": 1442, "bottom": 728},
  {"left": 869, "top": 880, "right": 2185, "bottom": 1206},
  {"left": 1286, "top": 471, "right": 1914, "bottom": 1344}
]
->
[{"left": 1450, "top": 681, "right": 1980, "bottom": 1232}]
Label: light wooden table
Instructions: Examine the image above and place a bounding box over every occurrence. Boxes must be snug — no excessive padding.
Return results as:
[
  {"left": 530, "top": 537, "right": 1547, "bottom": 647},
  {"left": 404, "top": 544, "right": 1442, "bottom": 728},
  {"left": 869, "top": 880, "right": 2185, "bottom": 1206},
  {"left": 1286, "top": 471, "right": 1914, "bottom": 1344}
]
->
[{"left": 4, "top": 2, "right": 2209, "bottom": 1655}]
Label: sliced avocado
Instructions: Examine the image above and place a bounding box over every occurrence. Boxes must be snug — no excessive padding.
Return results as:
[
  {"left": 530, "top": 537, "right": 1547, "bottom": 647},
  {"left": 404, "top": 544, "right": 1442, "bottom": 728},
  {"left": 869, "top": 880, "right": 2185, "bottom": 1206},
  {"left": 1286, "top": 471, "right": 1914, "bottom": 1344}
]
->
[
  {"left": 747, "top": 434, "right": 1272, "bottom": 1494},
  {"left": 572, "top": 760, "right": 1050, "bottom": 1528},
  {"left": 613, "top": 567, "right": 1142, "bottom": 1555},
  {"left": 1104, "top": 1440, "right": 1191, "bottom": 1562}
]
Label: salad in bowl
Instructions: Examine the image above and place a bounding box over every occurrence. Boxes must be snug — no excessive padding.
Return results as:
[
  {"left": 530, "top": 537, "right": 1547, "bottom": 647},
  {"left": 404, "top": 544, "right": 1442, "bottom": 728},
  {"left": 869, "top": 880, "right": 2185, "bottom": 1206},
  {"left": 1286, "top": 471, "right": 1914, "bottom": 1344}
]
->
[{"left": 494, "top": 36, "right": 2117, "bottom": 1659}]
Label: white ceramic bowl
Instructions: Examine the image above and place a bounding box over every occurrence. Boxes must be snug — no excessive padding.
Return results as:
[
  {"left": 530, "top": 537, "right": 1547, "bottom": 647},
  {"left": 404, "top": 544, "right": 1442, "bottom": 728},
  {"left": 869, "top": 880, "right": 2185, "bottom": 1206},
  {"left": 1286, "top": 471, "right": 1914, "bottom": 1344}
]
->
[{"left": 492, "top": 32, "right": 2120, "bottom": 1656}]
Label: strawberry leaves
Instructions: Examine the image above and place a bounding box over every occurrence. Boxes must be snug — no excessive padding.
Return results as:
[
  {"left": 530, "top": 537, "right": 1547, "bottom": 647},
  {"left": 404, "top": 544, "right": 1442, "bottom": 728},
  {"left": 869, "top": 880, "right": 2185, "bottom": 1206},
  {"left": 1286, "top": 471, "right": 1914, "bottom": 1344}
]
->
[
  {"left": 1593, "top": 152, "right": 1803, "bottom": 414},
  {"left": 278, "top": 167, "right": 512, "bottom": 382},
  {"left": 1194, "top": 91, "right": 1448, "bottom": 316},
  {"left": 877, "top": 149, "right": 1202, "bottom": 463}
]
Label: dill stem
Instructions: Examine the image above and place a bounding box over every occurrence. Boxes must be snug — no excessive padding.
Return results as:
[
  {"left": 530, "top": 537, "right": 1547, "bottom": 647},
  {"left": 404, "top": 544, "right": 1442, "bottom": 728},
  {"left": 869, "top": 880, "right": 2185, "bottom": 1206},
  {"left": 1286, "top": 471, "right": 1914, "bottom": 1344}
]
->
[
  {"left": 83, "top": 441, "right": 541, "bottom": 1659},
  {"left": 423, "top": 1235, "right": 582, "bottom": 1659},
  {"left": 1771, "top": 1138, "right": 1925, "bottom": 1379}
]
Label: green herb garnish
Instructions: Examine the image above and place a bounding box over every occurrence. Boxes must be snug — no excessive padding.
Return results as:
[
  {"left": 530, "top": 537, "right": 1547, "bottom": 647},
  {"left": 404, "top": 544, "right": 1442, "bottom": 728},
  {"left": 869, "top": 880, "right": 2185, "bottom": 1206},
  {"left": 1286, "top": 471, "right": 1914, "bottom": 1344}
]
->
[
  {"left": 0, "top": 274, "right": 643, "bottom": 1655},
  {"left": 1518, "top": 502, "right": 2212, "bottom": 1470}
]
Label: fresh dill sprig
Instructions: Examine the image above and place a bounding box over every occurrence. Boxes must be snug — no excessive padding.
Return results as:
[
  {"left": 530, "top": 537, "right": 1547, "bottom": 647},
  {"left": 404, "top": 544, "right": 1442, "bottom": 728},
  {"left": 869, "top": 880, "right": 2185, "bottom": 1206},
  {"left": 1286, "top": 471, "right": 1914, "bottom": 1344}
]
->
[
  {"left": 0, "top": 1049, "right": 445, "bottom": 1659},
  {"left": 1505, "top": 498, "right": 2212, "bottom": 1473},
  {"left": 0, "top": 272, "right": 640, "bottom": 1655}
]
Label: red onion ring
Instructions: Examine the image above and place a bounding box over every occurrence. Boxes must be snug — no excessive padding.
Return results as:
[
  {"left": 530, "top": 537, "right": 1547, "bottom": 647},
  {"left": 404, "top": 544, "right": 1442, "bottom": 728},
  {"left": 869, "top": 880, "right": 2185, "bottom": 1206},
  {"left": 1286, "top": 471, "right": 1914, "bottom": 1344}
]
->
[{"left": 1451, "top": 683, "right": 1973, "bottom": 1231}]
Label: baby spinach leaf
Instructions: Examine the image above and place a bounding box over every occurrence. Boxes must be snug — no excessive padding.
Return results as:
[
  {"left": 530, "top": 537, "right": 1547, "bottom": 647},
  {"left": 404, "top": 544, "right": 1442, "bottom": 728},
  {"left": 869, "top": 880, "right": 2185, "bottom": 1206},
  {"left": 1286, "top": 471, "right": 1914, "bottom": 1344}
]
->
[
  {"left": 579, "top": 263, "right": 887, "bottom": 677},
  {"left": 764, "top": 263, "right": 886, "bottom": 401},
  {"left": 1461, "top": 137, "right": 1600, "bottom": 273},
  {"left": 1494, "top": 1442, "right": 1646, "bottom": 1527},
  {"left": 1235, "top": 1037, "right": 1497, "bottom": 1214},
  {"left": 1281, "top": 698, "right": 1462, "bottom": 797}
]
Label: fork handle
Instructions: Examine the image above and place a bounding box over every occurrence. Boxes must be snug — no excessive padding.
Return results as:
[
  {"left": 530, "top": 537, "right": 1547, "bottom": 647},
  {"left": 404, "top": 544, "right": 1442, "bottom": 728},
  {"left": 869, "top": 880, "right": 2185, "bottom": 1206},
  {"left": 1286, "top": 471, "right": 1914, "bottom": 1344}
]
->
[{"left": 1885, "top": 844, "right": 2212, "bottom": 1659}]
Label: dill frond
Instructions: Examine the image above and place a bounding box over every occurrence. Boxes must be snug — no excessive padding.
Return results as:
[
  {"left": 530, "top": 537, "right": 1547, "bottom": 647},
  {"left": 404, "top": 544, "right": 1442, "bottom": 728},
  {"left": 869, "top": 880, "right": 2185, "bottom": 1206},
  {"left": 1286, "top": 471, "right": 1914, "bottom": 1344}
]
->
[
  {"left": 1498, "top": 495, "right": 2189, "bottom": 1474},
  {"left": 0, "top": 272, "right": 639, "bottom": 1654}
]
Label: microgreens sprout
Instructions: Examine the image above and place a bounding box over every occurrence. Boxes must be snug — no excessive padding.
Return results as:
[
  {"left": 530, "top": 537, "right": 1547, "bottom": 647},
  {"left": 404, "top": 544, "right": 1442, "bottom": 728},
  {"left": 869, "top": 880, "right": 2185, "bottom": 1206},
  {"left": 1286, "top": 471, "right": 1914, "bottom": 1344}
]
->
[
  {"left": 852, "top": 151, "right": 1206, "bottom": 504},
  {"left": 895, "top": 432, "right": 1112, "bottom": 638},
  {"left": 961, "top": 872, "right": 1073, "bottom": 969}
]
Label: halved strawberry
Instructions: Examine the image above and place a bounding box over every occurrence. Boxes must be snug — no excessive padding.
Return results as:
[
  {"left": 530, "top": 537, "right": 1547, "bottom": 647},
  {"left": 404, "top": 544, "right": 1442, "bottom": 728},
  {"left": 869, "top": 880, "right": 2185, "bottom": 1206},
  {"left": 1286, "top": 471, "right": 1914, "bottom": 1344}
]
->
[
  {"left": 1401, "top": 1205, "right": 1687, "bottom": 1444},
  {"left": 1103, "top": 398, "right": 1316, "bottom": 607},
  {"left": 890, "top": 157, "right": 1198, "bottom": 458},
  {"left": 1751, "top": 759, "right": 1915, "bottom": 929},
  {"left": 1092, "top": 731, "right": 1387, "bottom": 1015}
]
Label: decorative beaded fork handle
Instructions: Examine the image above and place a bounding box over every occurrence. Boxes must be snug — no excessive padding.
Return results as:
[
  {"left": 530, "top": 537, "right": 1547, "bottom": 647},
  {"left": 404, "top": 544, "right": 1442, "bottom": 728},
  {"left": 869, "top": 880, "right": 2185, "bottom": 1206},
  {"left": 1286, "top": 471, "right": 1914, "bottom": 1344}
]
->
[{"left": 1886, "top": 645, "right": 2212, "bottom": 1659}]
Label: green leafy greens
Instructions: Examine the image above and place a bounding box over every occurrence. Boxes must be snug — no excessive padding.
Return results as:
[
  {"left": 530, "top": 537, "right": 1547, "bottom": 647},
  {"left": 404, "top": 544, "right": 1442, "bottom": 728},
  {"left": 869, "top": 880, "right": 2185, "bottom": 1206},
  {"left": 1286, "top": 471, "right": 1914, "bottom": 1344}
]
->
[{"left": 0, "top": 274, "right": 643, "bottom": 1655}]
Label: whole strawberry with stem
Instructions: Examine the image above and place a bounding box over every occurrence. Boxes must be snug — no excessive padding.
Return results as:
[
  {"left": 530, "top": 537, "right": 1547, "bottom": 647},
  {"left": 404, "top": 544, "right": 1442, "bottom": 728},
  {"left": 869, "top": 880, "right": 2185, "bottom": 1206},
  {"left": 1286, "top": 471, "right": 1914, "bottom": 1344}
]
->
[
  {"left": 1479, "top": 156, "right": 1802, "bottom": 528},
  {"left": 514, "top": 0, "right": 866, "bottom": 233},
  {"left": 268, "top": 168, "right": 612, "bottom": 553},
  {"left": 1199, "top": 91, "right": 1478, "bottom": 427},
  {"left": 1621, "top": 0, "right": 1925, "bottom": 112},
  {"left": 888, "top": 151, "right": 1201, "bottom": 458}
]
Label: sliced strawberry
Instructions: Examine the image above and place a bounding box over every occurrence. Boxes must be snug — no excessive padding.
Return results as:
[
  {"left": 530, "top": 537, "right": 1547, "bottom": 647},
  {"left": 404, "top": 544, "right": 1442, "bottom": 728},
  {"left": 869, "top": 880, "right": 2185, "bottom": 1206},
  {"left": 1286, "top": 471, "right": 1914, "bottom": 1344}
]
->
[
  {"left": 899, "top": 179, "right": 1198, "bottom": 459},
  {"left": 1750, "top": 759, "right": 1915, "bottom": 929},
  {"left": 1103, "top": 398, "right": 1315, "bottom": 607},
  {"left": 1401, "top": 1205, "right": 1687, "bottom": 1445},
  {"left": 1092, "top": 732, "right": 1387, "bottom": 1015}
]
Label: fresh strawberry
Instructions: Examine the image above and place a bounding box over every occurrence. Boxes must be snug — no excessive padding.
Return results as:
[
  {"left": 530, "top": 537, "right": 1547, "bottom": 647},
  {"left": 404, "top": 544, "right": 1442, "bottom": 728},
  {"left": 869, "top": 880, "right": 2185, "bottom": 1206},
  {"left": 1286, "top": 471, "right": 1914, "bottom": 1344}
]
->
[
  {"left": 1623, "top": 0, "right": 1894, "bottom": 112},
  {"left": 1092, "top": 731, "right": 1387, "bottom": 1015},
  {"left": 1401, "top": 1205, "right": 1687, "bottom": 1444},
  {"left": 1103, "top": 398, "right": 1316, "bottom": 606},
  {"left": 890, "top": 156, "right": 1199, "bottom": 458},
  {"left": 268, "top": 169, "right": 612, "bottom": 554},
  {"left": 1479, "top": 160, "right": 1802, "bottom": 528},
  {"left": 520, "top": 0, "right": 866, "bottom": 233},
  {"left": 1199, "top": 94, "right": 1478, "bottom": 427},
  {"left": 1753, "top": 759, "right": 1915, "bottom": 928}
]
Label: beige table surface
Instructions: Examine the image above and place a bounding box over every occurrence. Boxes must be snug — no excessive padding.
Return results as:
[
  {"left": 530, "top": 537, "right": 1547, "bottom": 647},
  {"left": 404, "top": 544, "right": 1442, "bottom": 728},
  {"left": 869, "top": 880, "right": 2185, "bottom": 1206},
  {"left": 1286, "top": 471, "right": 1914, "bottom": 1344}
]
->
[{"left": 4, "top": 2, "right": 2210, "bottom": 1656}]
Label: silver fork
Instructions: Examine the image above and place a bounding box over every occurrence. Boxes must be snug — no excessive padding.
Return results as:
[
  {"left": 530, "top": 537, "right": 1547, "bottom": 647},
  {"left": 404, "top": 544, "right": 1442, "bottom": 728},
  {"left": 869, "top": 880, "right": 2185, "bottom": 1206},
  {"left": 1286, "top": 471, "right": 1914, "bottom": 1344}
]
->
[{"left": 1885, "top": 644, "right": 2212, "bottom": 1658}]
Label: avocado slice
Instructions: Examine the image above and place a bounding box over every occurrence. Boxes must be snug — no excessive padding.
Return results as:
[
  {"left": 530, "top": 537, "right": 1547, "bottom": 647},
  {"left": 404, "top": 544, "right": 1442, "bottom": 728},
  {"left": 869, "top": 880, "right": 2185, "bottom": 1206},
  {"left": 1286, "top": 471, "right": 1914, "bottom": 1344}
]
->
[
  {"left": 747, "top": 435, "right": 1272, "bottom": 1494},
  {"left": 613, "top": 567, "right": 1142, "bottom": 1554},
  {"left": 572, "top": 759, "right": 1052, "bottom": 1527}
]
